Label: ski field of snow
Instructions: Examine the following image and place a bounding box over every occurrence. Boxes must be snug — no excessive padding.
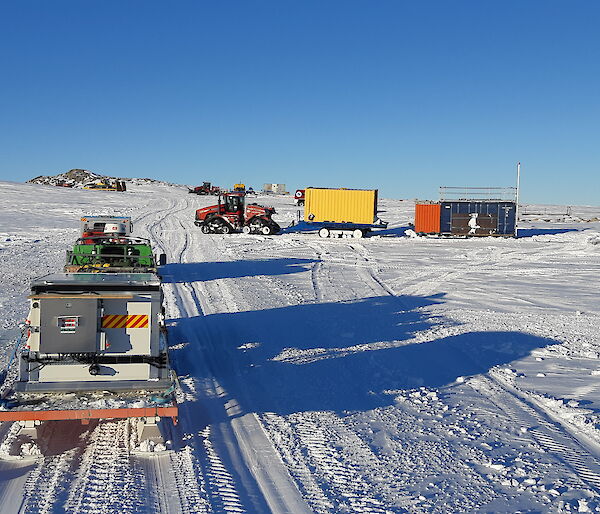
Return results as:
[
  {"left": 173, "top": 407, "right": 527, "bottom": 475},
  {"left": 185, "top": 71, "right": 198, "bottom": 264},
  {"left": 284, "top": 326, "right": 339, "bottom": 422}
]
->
[{"left": 0, "top": 180, "right": 600, "bottom": 513}]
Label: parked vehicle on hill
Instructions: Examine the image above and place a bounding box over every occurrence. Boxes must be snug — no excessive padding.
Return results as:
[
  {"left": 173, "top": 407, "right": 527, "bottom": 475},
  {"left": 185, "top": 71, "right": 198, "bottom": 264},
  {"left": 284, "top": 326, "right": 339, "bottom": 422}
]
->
[
  {"left": 189, "top": 182, "right": 220, "bottom": 195},
  {"left": 83, "top": 179, "right": 126, "bottom": 191}
]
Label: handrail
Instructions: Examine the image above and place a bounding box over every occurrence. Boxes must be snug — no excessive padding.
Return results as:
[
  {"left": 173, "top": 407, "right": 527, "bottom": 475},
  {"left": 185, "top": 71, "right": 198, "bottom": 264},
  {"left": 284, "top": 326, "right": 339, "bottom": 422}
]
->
[{"left": 439, "top": 186, "right": 517, "bottom": 202}]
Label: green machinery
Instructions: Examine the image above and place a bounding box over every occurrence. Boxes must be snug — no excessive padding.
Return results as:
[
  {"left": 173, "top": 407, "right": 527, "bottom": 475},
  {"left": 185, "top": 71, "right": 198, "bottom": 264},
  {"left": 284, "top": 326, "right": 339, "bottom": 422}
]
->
[{"left": 65, "top": 236, "right": 166, "bottom": 273}]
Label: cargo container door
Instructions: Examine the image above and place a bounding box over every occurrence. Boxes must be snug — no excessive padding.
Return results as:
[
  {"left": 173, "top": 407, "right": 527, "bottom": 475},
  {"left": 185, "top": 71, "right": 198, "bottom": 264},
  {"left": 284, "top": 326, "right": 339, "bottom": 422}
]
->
[
  {"left": 497, "top": 202, "right": 516, "bottom": 235},
  {"left": 440, "top": 203, "right": 452, "bottom": 234}
]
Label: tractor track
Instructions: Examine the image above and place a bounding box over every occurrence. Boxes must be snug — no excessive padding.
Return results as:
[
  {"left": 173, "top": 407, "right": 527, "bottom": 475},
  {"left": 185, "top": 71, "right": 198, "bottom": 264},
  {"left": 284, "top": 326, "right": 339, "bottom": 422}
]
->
[
  {"left": 134, "top": 194, "right": 252, "bottom": 512},
  {"left": 19, "top": 421, "right": 94, "bottom": 514},
  {"left": 346, "top": 241, "right": 600, "bottom": 495},
  {"left": 478, "top": 373, "right": 600, "bottom": 492},
  {"left": 252, "top": 235, "right": 600, "bottom": 510},
  {"left": 162, "top": 204, "right": 312, "bottom": 513},
  {"left": 63, "top": 420, "right": 141, "bottom": 514}
]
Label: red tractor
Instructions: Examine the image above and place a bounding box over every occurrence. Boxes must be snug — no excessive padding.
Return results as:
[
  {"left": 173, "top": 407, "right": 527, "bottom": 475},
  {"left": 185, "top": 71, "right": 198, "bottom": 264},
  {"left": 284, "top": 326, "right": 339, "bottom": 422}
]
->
[
  {"left": 194, "top": 192, "right": 281, "bottom": 235},
  {"left": 189, "top": 182, "right": 221, "bottom": 195}
]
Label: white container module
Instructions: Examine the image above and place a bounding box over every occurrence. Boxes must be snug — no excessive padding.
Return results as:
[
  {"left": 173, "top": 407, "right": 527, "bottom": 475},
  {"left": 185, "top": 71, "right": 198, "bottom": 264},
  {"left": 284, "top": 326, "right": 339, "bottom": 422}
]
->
[{"left": 17, "top": 273, "right": 171, "bottom": 393}]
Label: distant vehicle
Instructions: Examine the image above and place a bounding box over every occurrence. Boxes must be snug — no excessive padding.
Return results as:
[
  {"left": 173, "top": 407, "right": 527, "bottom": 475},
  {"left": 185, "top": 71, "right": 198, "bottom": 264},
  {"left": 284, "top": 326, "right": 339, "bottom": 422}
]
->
[
  {"left": 263, "top": 183, "right": 287, "bottom": 194},
  {"left": 83, "top": 179, "right": 126, "bottom": 191},
  {"left": 233, "top": 183, "right": 246, "bottom": 192},
  {"left": 189, "top": 181, "right": 220, "bottom": 195},
  {"left": 194, "top": 192, "right": 280, "bottom": 235},
  {"left": 247, "top": 187, "right": 256, "bottom": 195},
  {"left": 294, "top": 189, "right": 305, "bottom": 206}
]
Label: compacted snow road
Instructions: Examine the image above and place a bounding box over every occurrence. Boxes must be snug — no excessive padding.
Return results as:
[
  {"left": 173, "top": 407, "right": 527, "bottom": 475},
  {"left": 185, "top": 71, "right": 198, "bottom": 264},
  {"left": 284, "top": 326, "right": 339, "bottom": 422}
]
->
[{"left": 1, "top": 181, "right": 600, "bottom": 512}]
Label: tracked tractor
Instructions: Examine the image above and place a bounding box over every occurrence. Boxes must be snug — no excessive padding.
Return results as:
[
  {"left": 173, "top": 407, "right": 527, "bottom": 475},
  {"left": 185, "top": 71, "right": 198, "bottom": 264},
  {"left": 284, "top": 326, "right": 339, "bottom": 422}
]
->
[
  {"left": 189, "top": 182, "right": 220, "bottom": 195},
  {"left": 194, "top": 192, "right": 280, "bottom": 235}
]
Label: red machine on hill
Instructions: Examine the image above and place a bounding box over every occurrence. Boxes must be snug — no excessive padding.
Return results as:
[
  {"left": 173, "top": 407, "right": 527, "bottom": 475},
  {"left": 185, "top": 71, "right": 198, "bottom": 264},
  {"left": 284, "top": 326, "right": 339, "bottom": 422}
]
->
[
  {"left": 194, "top": 192, "right": 280, "bottom": 235},
  {"left": 189, "top": 182, "right": 220, "bottom": 195}
]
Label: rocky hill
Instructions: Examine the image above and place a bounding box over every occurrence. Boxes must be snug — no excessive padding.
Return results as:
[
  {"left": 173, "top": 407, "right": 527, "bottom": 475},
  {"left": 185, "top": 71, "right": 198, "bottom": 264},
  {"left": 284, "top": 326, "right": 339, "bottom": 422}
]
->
[
  {"left": 27, "top": 169, "right": 109, "bottom": 188},
  {"left": 27, "top": 169, "right": 183, "bottom": 188}
]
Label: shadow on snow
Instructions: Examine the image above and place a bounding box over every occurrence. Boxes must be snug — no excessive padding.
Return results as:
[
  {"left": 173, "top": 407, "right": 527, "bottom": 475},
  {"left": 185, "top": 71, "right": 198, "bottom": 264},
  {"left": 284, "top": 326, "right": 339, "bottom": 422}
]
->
[
  {"left": 280, "top": 221, "right": 409, "bottom": 238},
  {"left": 517, "top": 228, "right": 579, "bottom": 237},
  {"left": 167, "top": 294, "right": 557, "bottom": 417},
  {"left": 160, "top": 258, "right": 317, "bottom": 283},
  {"left": 375, "top": 225, "right": 412, "bottom": 237}
]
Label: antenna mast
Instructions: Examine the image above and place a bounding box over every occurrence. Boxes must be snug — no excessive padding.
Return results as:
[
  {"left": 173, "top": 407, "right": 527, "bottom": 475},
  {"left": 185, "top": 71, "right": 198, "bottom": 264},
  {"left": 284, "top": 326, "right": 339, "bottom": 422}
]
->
[{"left": 515, "top": 161, "right": 521, "bottom": 235}]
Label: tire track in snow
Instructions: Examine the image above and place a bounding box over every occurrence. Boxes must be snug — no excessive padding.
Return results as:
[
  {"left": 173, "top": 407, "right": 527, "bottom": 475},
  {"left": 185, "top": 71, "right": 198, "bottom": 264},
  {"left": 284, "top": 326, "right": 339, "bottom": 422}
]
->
[
  {"left": 260, "top": 412, "right": 413, "bottom": 513},
  {"left": 143, "top": 197, "right": 252, "bottom": 511},
  {"left": 164, "top": 209, "right": 311, "bottom": 513},
  {"left": 63, "top": 420, "right": 142, "bottom": 514},
  {"left": 141, "top": 194, "right": 218, "bottom": 512},
  {"left": 365, "top": 237, "right": 600, "bottom": 498},
  {"left": 20, "top": 421, "right": 94, "bottom": 514},
  {"left": 474, "top": 374, "right": 600, "bottom": 493},
  {"left": 354, "top": 240, "right": 600, "bottom": 497}
]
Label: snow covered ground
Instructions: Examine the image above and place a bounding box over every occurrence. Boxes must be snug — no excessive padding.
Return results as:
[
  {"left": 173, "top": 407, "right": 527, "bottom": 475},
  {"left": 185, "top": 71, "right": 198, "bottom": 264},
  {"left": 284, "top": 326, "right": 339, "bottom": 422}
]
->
[{"left": 0, "top": 180, "right": 600, "bottom": 512}]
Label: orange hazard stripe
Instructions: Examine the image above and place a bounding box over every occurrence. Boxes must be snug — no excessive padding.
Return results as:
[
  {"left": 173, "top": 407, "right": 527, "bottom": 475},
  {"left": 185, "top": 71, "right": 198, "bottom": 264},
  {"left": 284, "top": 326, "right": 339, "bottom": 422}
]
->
[
  {"left": 102, "top": 314, "right": 120, "bottom": 328},
  {"left": 101, "top": 315, "right": 149, "bottom": 328},
  {"left": 130, "top": 314, "right": 148, "bottom": 328}
]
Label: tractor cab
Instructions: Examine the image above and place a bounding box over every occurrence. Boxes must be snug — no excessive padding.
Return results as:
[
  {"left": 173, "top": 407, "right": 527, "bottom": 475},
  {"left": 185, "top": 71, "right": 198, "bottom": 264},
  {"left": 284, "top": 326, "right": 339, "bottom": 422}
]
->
[{"left": 221, "top": 192, "right": 245, "bottom": 214}]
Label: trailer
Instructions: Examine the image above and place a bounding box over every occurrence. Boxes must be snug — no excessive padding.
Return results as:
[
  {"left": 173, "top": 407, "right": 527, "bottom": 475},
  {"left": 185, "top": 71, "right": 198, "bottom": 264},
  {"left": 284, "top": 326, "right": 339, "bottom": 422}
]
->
[
  {"left": 414, "top": 187, "right": 517, "bottom": 237},
  {"left": 304, "top": 188, "right": 387, "bottom": 238},
  {"left": 0, "top": 273, "right": 177, "bottom": 450}
]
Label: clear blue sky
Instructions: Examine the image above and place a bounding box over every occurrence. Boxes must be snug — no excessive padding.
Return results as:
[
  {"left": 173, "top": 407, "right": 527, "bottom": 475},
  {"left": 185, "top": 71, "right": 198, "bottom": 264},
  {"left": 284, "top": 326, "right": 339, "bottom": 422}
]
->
[{"left": 1, "top": 1, "right": 598, "bottom": 204}]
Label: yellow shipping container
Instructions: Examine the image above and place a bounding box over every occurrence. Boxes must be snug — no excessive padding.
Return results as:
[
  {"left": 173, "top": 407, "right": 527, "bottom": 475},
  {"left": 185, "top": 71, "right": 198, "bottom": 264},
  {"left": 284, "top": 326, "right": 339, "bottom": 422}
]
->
[{"left": 304, "top": 188, "right": 378, "bottom": 225}]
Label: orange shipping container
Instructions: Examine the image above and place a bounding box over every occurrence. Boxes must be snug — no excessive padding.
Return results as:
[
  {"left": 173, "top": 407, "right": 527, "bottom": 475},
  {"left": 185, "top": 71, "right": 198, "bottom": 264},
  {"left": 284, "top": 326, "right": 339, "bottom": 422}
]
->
[{"left": 415, "top": 204, "right": 441, "bottom": 234}]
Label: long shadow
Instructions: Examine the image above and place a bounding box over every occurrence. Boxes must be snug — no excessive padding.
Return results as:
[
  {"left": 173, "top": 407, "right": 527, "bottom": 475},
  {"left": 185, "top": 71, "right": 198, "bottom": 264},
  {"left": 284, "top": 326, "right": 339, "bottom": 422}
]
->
[
  {"left": 375, "top": 225, "right": 411, "bottom": 237},
  {"left": 280, "top": 221, "right": 319, "bottom": 234},
  {"left": 517, "top": 228, "right": 579, "bottom": 237},
  {"left": 160, "top": 257, "right": 317, "bottom": 283},
  {"left": 281, "top": 221, "right": 409, "bottom": 237},
  {"left": 167, "top": 294, "right": 558, "bottom": 417}
]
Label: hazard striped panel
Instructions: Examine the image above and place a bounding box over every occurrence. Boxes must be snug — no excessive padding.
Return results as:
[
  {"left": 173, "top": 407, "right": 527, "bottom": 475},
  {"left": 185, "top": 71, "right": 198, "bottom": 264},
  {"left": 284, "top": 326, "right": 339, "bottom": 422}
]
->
[{"left": 101, "top": 314, "right": 149, "bottom": 329}]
